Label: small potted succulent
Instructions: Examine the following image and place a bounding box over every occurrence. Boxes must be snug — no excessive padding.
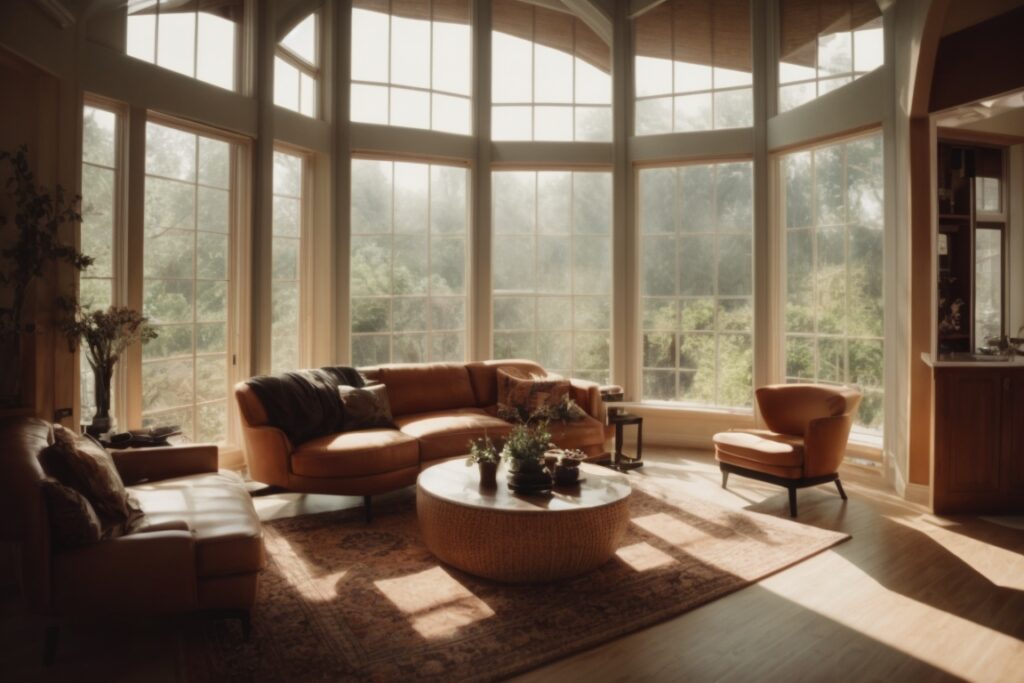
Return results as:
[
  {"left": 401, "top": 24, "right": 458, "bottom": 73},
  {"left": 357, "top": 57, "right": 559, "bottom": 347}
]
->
[
  {"left": 501, "top": 421, "right": 553, "bottom": 493},
  {"left": 467, "top": 435, "right": 502, "bottom": 487},
  {"left": 554, "top": 449, "right": 586, "bottom": 486}
]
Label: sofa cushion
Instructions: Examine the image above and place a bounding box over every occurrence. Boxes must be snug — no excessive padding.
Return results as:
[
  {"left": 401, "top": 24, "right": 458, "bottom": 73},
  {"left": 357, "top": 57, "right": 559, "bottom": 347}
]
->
[
  {"left": 41, "top": 478, "right": 103, "bottom": 547},
  {"left": 496, "top": 367, "right": 572, "bottom": 421},
  {"left": 396, "top": 408, "right": 514, "bottom": 461},
  {"left": 713, "top": 431, "right": 804, "bottom": 469},
  {"left": 291, "top": 429, "right": 420, "bottom": 478},
  {"left": 338, "top": 384, "right": 396, "bottom": 431},
  {"left": 466, "top": 360, "right": 547, "bottom": 407},
  {"left": 130, "top": 471, "right": 264, "bottom": 578},
  {"left": 39, "top": 425, "right": 144, "bottom": 537},
  {"left": 364, "top": 363, "right": 477, "bottom": 416}
]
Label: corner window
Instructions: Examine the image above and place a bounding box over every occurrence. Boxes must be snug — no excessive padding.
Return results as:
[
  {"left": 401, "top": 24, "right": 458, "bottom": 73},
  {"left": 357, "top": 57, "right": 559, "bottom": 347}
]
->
[
  {"left": 491, "top": 0, "right": 612, "bottom": 142},
  {"left": 780, "top": 132, "right": 884, "bottom": 431},
  {"left": 127, "top": 0, "right": 239, "bottom": 91},
  {"left": 271, "top": 150, "right": 306, "bottom": 372},
  {"left": 275, "top": 13, "right": 319, "bottom": 118},
  {"left": 351, "top": 0, "right": 473, "bottom": 135},
  {"left": 778, "top": 0, "right": 883, "bottom": 112},
  {"left": 633, "top": 0, "right": 752, "bottom": 136}
]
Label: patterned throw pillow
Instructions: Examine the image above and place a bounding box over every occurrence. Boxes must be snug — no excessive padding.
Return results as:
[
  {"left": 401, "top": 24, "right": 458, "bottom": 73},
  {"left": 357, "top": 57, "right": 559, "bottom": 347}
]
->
[
  {"left": 496, "top": 367, "right": 572, "bottom": 422},
  {"left": 39, "top": 425, "right": 145, "bottom": 537},
  {"left": 41, "top": 478, "right": 103, "bottom": 547},
  {"left": 339, "top": 383, "right": 396, "bottom": 431}
]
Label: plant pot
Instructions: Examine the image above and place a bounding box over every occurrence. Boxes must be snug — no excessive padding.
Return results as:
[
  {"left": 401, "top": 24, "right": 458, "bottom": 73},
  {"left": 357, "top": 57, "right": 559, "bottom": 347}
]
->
[
  {"left": 478, "top": 461, "right": 498, "bottom": 487},
  {"left": 507, "top": 458, "right": 552, "bottom": 493},
  {"left": 554, "top": 464, "right": 580, "bottom": 486}
]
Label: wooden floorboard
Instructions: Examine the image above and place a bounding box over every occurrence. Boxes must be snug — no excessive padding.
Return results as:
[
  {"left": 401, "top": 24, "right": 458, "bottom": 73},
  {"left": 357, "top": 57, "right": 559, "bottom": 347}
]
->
[{"left": 1, "top": 447, "right": 1022, "bottom": 682}]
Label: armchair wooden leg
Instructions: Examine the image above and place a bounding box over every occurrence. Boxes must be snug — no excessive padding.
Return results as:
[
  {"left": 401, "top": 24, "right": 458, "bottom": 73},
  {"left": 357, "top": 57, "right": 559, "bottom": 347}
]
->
[
  {"left": 43, "top": 624, "right": 58, "bottom": 666},
  {"left": 788, "top": 487, "right": 798, "bottom": 517},
  {"left": 364, "top": 495, "right": 372, "bottom": 523},
  {"left": 721, "top": 468, "right": 729, "bottom": 489},
  {"left": 835, "top": 478, "right": 848, "bottom": 500}
]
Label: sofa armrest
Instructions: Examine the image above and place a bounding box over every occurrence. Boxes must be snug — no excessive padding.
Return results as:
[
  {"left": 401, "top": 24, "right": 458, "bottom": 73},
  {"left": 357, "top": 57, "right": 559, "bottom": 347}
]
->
[
  {"left": 570, "top": 378, "right": 605, "bottom": 423},
  {"left": 803, "top": 414, "right": 854, "bottom": 478},
  {"left": 51, "top": 530, "right": 198, "bottom": 614},
  {"left": 239, "top": 424, "right": 293, "bottom": 487},
  {"left": 112, "top": 444, "right": 218, "bottom": 485}
]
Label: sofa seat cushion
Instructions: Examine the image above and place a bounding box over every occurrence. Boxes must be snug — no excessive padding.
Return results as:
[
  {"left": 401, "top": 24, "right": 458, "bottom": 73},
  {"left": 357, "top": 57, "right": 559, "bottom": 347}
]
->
[
  {"left": 291, "top": 429, "right": 420, "bottom": 478},
  {"left": 130, "top": 471, "right": 264, "bottom": 577},
  {"left": 547, "top": 416, "right": 607, "bottom": 451},
  {"left": 396, "top": 408, "right": 514, "bottom": 461}
]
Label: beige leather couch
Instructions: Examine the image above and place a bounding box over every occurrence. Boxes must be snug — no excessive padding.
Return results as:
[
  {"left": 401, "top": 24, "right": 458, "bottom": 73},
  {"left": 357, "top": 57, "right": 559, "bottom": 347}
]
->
[
  {"left": 0, "top": 418, "right": 265, "bottom": 662},
  {"left": 234, "top": 360, "right": 610, "bottom": 503}
]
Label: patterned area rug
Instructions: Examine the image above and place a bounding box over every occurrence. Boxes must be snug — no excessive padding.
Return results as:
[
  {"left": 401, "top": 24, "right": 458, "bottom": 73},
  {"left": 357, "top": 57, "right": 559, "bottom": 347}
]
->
[{"left": 181, "top": 483, "right": 848, "bottom": 682}]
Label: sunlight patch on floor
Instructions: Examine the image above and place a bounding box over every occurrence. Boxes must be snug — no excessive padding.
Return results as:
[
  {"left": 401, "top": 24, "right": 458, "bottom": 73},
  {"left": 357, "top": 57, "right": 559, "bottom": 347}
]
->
[
  {"left": 887, "top": 514, "right": 1024, "bottom": 590},
  {"left": 631, "top": 512, "right": 710, "bottom": 546},
  {"left": 761, "top": 551, "right": 1024, "bottom": 681},
  {"left": 374, "top": 567, "right": 495, "bottom": 639},
  {"left": 615, "top": 542, "right": 678, "bottom": 571}
]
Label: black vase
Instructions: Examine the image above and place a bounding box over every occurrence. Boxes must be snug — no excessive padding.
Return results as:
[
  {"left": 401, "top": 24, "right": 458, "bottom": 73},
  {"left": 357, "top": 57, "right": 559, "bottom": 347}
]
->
[{"left": 88, "top": 361, "right": 114, "bottom": 436}]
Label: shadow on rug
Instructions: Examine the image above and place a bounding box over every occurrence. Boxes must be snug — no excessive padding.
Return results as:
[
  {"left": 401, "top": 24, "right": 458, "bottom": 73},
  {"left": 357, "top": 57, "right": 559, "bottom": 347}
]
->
[{"left": 181, "top": 485, "right": 849, "bottom": 682}]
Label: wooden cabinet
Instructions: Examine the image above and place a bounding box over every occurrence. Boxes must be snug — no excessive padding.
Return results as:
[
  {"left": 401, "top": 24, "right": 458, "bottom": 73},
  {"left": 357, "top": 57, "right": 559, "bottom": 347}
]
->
[{"left": 932, "top": 365, "right": 1024, "bottom": 514}]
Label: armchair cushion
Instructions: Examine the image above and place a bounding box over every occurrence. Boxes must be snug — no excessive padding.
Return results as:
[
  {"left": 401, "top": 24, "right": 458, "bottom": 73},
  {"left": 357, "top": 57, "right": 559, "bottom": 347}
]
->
[
  {"left": 713, "top": 431, "right": 804, "bottom": 468},
  {"left": 38, "top": 425, "right": 144, "bottom": 537}
]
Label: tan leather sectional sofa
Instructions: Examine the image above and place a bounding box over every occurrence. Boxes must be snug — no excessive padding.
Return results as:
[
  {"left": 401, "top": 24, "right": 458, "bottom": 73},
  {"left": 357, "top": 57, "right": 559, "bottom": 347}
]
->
[{"left": 235, "top": 360, "right": 611, "bottom": 497}]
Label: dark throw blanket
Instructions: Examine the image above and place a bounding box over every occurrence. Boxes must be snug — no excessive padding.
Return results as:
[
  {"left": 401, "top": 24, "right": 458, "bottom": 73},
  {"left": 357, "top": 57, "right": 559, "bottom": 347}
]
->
[{"left": 246, "top": 367, "right": 365, "bottom": 446}]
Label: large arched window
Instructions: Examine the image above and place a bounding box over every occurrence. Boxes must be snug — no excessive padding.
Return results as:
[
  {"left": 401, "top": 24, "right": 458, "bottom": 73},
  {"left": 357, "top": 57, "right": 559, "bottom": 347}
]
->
[
  {"left": 491, "top": 0, "right": 611, "bottom": 142},
  {"left": 633, "top": 0, "right": 752, "bottom": 135},
  {"left": 778, "top": 0, "right": 883, "bottom": 112},
  {"left": 126, "top": 0, "right": 240, "bottom": 91},
  {"left": 350, "top": 0, "right": 473, "bottom": 135}
]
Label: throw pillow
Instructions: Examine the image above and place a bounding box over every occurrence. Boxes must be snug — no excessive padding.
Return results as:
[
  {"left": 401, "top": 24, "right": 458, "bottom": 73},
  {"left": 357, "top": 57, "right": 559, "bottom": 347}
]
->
[
  {"left": 338, "top": 383, "right": 396, "bottom": 431},
  {"left": 41, "top": 478, "right": 103, "bottom": 547},
  {"left": 496, "top": 367, "right": 571, "bottom": 422},
  {"left": 39, "top": 425, "right": 145, "bottom": 537}
]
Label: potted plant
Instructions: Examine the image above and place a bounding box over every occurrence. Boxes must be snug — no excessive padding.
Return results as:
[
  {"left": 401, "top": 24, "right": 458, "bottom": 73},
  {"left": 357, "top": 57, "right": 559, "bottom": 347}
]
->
[
  {"left": 0, "top": 146, "right": 92, "bottom": 405},
  {"left": 501, "top": 421, "right": 553, "bottom": 493},
  {"left": 554, "top": 448, "right": 586, "bottom": 486},
  {"left": 467, "top": 435, "right": 502, "bottom": 487},
  {"left": 61, "top": 303, "right": 157, "bottom": 435}
]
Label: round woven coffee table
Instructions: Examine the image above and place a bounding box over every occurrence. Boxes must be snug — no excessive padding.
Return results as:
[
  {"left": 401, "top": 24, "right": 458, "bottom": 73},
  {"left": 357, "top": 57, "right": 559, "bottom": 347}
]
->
[{"left": 416, "top": 460, "right": 632, "bottom": 583}]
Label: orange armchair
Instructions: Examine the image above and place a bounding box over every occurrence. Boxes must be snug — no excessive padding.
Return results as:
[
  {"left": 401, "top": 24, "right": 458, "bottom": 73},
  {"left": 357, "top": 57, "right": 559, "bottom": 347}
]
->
[{"left": 713, "top": 384, "right": 862, "bottom": 516}]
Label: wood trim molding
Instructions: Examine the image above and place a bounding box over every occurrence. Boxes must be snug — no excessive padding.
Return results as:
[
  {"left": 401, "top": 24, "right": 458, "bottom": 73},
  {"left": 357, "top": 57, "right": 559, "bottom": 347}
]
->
[{"left": 33, "top": 0, "right": 75, "bottom": 29}]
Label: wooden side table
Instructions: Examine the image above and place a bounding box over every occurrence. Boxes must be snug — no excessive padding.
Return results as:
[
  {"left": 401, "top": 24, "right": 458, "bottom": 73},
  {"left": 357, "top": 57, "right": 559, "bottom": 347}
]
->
[{"left": 608, "top": 412, "right": 643, "bottom": 471}]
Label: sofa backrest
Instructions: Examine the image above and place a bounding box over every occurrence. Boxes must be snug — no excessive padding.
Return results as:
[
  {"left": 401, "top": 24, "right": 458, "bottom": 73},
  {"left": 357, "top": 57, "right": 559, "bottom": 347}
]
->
[
  {"left": 0, "top": 417, "right": 53, "bottom": 611},
  {"left": 361, "top": 363, "right": 478, "bottom": 416},
  {"left": 465, "top": 359, "right": 547, "bottom": 407}
]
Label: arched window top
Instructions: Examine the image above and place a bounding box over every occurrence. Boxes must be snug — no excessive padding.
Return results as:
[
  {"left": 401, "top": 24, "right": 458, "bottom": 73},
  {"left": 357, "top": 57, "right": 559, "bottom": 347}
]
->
[{"left": 275, "top": 12, "right": 320, "bottom": 117}]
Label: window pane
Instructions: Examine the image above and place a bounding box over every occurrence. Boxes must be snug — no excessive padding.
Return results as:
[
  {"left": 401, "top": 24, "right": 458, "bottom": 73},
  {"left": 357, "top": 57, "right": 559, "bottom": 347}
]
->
[
  {"left": 143, "top": 122, "right": 235, "bottom": 442},
  {"left": 492, "top": 0, "right": 611, "bottom": 142},
  {"left": 640, "top": 161, "right": 754, "bottom": 408},
  {"left": 492, "top": 170, "right": 612, "bottom": 384},
  {"left": 633, "top": 0, "right": 752, "bottom": 135},
  {"left": 781, "top": 132, "right": 884, "bottom": 433},
  {"left": 352, "top": 1, "right": 471, "bottom": 135},
  {"left": 281, "top": 13, "right": 317, "bottom": 65},
  {"left": 975, "top": 228, "right": 1003, "bottom": 346},
  {"left": 275, "top": 58, "right": 300, "bottom": 113},
  {"left": 351, "top": 159, "right": 469, "bottom": 363},
  {"left": 126, "top": 2, "right": 239, "bottom": 91},
  {"left": 778, "top": 0, "right": 884, "bottom": 112}
]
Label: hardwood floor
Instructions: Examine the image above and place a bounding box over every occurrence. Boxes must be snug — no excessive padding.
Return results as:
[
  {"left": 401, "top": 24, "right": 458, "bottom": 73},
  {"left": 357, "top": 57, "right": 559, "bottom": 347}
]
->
[{"left": 2, "top": 447, "right": 1022, "bottom": 681}]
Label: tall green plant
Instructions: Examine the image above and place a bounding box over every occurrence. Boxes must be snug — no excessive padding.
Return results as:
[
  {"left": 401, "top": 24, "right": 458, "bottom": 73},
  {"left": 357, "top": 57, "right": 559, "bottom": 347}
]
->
[{"left": 0, "top": 146, "right": 92, "bottom": 335}]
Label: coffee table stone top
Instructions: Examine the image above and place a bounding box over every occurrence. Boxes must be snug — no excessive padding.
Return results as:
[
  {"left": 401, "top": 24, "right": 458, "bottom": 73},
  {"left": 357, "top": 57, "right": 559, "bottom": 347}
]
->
[{"left": 417, "top": 460, "right": 631, "bottom": 513}]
